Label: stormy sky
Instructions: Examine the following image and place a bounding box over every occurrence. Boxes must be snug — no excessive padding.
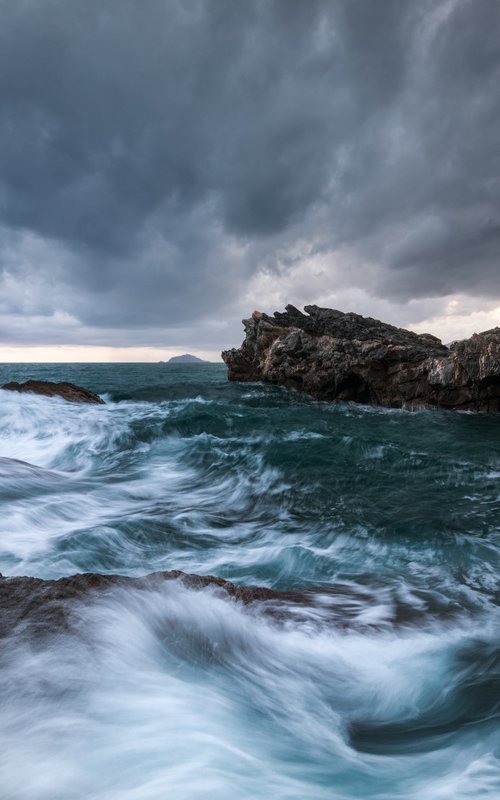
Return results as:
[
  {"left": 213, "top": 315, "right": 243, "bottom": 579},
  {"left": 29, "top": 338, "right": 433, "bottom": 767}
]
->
[{"left": 0, "top": 0, "right": 499, "bottom": 360}]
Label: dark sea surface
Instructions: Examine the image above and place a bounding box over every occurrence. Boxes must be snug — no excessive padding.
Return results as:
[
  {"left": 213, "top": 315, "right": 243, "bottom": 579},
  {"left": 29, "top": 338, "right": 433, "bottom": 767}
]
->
[{"left": 0, "top": 363, "right": 499, "bottom": 799}]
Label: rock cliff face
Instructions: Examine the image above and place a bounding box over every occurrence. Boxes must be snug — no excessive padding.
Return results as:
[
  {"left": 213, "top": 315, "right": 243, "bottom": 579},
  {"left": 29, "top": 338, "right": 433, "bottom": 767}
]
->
[{"left": 222, "top": 305, "right": 500, "bottom": 412}]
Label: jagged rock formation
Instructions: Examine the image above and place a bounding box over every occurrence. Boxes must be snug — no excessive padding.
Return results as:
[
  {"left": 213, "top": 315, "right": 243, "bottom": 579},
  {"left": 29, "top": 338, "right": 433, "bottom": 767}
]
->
[
  {"left": 2, "top": 380, "right": 105, "bottom": 404},
  {"left": 222, "top": 305, "right": 500, "bottom": 411}
]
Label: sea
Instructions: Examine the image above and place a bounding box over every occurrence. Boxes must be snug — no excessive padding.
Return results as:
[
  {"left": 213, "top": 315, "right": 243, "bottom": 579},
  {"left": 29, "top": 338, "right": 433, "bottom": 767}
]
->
[{"left": 0, "top": 362, "right": 499, "bottom": 800}]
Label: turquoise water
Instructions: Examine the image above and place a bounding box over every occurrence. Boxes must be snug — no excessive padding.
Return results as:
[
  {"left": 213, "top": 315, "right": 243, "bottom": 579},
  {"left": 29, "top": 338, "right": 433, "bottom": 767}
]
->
[{"left": 0, "top": 363, "right": 499, "bottom": 799}]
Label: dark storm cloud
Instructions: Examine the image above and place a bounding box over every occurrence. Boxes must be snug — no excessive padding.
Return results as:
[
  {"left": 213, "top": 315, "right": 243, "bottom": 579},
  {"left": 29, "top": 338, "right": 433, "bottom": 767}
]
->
[{"left": 0, "top": 0, "right": 498, "bottom": 344}]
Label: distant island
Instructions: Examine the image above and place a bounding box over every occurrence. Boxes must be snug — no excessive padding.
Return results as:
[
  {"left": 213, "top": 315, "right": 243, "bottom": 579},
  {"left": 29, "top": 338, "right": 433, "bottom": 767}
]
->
[{"left": 162, "top": 354, "right": 208, "bottom": 364}]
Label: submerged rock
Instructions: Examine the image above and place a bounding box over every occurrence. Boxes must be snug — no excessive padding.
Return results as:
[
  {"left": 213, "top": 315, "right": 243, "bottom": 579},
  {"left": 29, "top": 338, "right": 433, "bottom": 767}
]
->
[
  {"left": 222, "top": 305, "right": 500, "bottom": 411},
  {"left": 0, "top": 571, "right": 304, "bottom": 639},
  {"left": 0, "top": 570, "right": 469, "bottom": 639},
  {"left": 2, "top": 380, "right": 105, "bottom": 405}
]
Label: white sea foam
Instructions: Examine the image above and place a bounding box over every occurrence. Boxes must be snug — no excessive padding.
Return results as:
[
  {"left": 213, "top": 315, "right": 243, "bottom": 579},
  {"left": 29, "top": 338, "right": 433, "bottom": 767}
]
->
[
  {"left": 1, "top": 583, "right": 498, "bottom": 799},
  {"left": 1, "top": 372, "right": 499, "bottom": 798}
]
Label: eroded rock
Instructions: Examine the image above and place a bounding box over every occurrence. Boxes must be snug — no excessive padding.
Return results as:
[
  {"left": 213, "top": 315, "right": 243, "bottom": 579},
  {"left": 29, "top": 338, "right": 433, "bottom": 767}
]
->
[{"left": 222, "top": 305, "right": 500, "bottom": 411}]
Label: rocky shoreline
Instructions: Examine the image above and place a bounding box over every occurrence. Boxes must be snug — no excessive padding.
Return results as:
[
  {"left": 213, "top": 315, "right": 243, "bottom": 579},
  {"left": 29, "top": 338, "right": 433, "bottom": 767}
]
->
[{"left": 222, "top": 305, "right": 500, "bottom": 412}]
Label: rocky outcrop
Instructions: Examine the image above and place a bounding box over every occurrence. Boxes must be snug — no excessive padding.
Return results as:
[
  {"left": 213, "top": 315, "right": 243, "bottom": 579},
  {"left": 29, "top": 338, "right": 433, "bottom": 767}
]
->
[
  {"left": 222, "top": 305, "right": 500, "bottom": 411},
  {"left": 0, "top": 570, "right": 307, "bottom": 639},
  {"left": 2, "top": 380, "right": 105, "bottom": 404},
  {"left": 0, "top": 569, "right": 465, "bottom": 638}
]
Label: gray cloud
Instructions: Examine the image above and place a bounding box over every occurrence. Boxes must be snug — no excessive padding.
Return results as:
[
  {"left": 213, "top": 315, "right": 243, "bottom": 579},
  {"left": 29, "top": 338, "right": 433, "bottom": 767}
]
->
[{"left": 0, "top": 0, "right": 498, "bottom": 347}]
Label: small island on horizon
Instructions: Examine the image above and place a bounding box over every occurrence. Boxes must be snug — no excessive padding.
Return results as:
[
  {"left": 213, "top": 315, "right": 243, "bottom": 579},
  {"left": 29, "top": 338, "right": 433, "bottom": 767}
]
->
[{"left": 161, "top": 353, "right": 208, "bottom": 364}]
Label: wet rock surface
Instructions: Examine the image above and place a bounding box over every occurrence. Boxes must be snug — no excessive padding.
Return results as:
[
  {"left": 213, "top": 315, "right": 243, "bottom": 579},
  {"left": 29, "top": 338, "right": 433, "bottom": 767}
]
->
[
  {"left": 0, "top": 570, "right": 472, "bottom": 640},
  {"left": 222, "top": 305, "right": 500, "bottom": 411},
  {"left": 2, "top": 380, "right": 105, "bottom": 404},
  {"left": 0, "top": 571, "right": 304, "bottom": 639}
]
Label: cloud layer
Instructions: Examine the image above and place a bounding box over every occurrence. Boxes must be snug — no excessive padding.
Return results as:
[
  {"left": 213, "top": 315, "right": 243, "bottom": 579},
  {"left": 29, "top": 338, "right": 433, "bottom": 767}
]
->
[{"left": 0, "top": 0, "right": 499, "bottom": 352}]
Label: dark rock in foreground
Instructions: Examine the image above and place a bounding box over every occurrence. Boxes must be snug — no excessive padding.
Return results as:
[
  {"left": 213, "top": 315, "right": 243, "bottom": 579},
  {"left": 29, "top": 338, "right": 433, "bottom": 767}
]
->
[
  {"left": 222, "top": 305, "right": 500, "bottom": 412},
  {"left": 0, "top": 570, "right": 465, "bottom": 638},
  {"left": 2, "top": 380, "right": 105, "bottom": 404},
  {"left": 0, "top": 571, "right": 305, "bottom": 639}
]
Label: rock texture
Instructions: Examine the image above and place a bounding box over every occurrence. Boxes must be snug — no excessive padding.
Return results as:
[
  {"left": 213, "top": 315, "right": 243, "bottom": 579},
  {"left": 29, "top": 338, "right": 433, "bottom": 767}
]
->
[
  {"left": 222, "top": 305, "right": 500, "bottom": 411},
  {"left": 2, "top": 380, "right": 105, "bottom": 404},
  {"left": 0, "top": 569, "right": 463, "bottom": 638},
  {"left": 0, "top": 570, "right": 306, "bottom": 639}
]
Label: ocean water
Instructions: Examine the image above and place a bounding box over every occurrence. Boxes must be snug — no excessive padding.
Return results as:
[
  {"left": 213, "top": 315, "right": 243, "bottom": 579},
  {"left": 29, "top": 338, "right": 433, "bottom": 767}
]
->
[{"left": 0, "top": 363, "right": 499, "bottom": 799}]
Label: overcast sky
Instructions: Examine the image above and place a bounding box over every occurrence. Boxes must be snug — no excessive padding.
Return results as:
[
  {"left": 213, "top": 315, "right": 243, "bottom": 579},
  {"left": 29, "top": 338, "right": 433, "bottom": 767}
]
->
[{"left": 0, "top": 0, "right": 499, "bottom": 361}]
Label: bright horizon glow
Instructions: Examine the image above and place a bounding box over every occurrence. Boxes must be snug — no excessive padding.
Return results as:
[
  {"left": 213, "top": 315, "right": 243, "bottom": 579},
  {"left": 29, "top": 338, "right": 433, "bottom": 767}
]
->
[
  {"left": 0, "top": 345, "right": 223, "bottom": 363},
  {"left": 1, "top": 299, "right": 499, "bottom": 362}
]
